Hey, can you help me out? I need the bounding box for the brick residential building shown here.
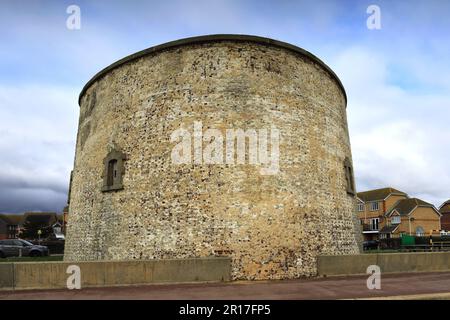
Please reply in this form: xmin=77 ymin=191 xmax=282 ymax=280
xmin=0 ymin=214 xmax=23 ymax=239
xmin=439 ymin=200 xmax=450 ymax=232
xmin=379 ymin=198 xmax=441 ymax=239
xmin=357 ymin=187 xmax=408 ymax=241
xmin=357 ymin=187 xmax=441 ymax=240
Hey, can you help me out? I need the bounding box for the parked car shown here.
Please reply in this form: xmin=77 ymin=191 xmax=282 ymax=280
xmin=0 ymin=239 xmax=49 ymax=258
xmin=363 ymin=240 xmax=379 ymax=250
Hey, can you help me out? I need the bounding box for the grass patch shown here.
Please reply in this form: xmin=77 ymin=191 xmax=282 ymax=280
xmin=0 ymin=255 xmax=64 ymax=262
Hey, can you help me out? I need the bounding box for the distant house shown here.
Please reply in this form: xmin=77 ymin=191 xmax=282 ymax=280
xmin=357 ymin=187 xmax=441 ymax=240
xmin=439 ymin=200 xmax=450 ymax=232
xmin=380 ymin=198 xmax=441 ymax=239
xmin=357 ymin=187 xmax=408 ymax=241
xmin=0 ymin=215 xmax=9 ymax=240
xmin=23 ymin=212 xmax=60 ymax=225
xmin=0 ymin=214 xmax=24 ymax=239
xmin=51 ymin=221 xmax=65 ymax=240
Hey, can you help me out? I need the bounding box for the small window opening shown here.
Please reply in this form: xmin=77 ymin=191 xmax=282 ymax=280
xmin=344 ymin=157 xmax=356 ymax=195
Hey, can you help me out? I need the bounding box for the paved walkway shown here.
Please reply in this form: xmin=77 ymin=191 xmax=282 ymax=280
xmin=1 ymin=272 xmax=450 ymax=300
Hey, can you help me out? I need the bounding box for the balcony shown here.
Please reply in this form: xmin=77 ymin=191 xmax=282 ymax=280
xmin=362 ymin=224 xmax=379 ymax=232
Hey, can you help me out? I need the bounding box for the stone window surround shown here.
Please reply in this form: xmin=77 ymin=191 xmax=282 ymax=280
xmin=102 ymin=149 xmax=126 ymax=192
xmin=344 ymin=157 xmax=356 ymax=196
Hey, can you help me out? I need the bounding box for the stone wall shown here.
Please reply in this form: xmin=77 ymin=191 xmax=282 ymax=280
xmin=64 ymin=35 xmax=362 ymax=280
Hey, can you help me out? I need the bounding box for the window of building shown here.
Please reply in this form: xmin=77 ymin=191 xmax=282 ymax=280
xmin=391 ymin=216 xmax=401 ymax=224
xmin=357 ymin=203 xmax=364 ymax=212
xmin=344 ymin=157 xmax=355 ymax=195
xmin=107 ymin=159 xmax=118 ymax=187
xmin=370 ymin=218 xmax=379 ymax=230
xmin=102 ymin=149 xmax=126 ymax=192
xmin=370 ymin=202 xmax=379 ymax=211
xmin=416 ymin=226 xmax=425 ymax=237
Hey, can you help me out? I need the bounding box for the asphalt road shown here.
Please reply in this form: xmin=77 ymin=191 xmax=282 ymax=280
xmin=1 ymin=272 xmax=450 ymax=300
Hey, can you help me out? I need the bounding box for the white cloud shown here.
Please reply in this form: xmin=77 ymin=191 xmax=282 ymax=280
xmin=332 ymin=46 xmax=450 ymax=207
xmin=0 ymin=84 xmax=79 ymax=212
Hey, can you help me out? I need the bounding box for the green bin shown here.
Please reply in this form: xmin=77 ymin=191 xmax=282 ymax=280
xmin=401 ymin=234 xmax=415 ymax=246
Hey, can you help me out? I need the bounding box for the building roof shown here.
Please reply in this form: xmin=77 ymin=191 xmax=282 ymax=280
xmin=439 ymin=199 xmax=450 ymax=213
xmin=79 ymin=34 xmax=347 ymax=106
xmin=0 ymin=214 xmax=24 ymax=225
xmin=0 ymin=212 xmax=63 ymax=226
xmin=23 ymin=212 xmax=59 ymax=225
xmin=386 ymin=198 xmax=439 ymax=217
xmin=379 ymin=225 xmax=399 ymax=234
xmin=357 ymin=187 xmax=407 ymax=202
xmin=0 ymin=214 xmax=11 ymax=225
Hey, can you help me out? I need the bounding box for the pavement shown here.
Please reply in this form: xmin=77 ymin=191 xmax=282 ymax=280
xmin=1 ymin=271 xmax=450 ymax=300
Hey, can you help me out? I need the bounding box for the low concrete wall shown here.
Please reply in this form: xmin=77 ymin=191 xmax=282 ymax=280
xmin=0 ymin=257 xmax=231 ymax=290
xmin=318 ymin=252 xmax=450 ymax=276
xmin=0 ymin=264 xmax=14 ymax=289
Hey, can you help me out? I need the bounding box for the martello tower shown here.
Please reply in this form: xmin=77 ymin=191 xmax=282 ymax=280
xmin=64 ymin=35 xmax=361 ymax=280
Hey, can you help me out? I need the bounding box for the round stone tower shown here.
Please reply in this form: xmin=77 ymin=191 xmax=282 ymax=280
xmin=64 ymin=35 xmax=362 ymax=280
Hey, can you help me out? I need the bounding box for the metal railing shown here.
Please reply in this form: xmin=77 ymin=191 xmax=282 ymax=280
xmin=400 ymin=242 xmax=450 ymax=252
xmin=362 ymin=224 xmax=378 ymax=231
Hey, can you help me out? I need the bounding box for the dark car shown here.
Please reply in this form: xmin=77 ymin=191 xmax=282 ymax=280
xmin=0 ymin=239 xmax=49 ymax=258
xmin=363 ymin=240 xmax=379 ymax=250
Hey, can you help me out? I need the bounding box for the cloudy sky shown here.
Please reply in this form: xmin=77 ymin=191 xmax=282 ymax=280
xmin=0 ymin=0 xmax=449 ymax=213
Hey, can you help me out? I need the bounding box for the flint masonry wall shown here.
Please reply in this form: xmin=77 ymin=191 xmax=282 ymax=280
xmin=64 ymin=35 xmax=362 ymax=280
